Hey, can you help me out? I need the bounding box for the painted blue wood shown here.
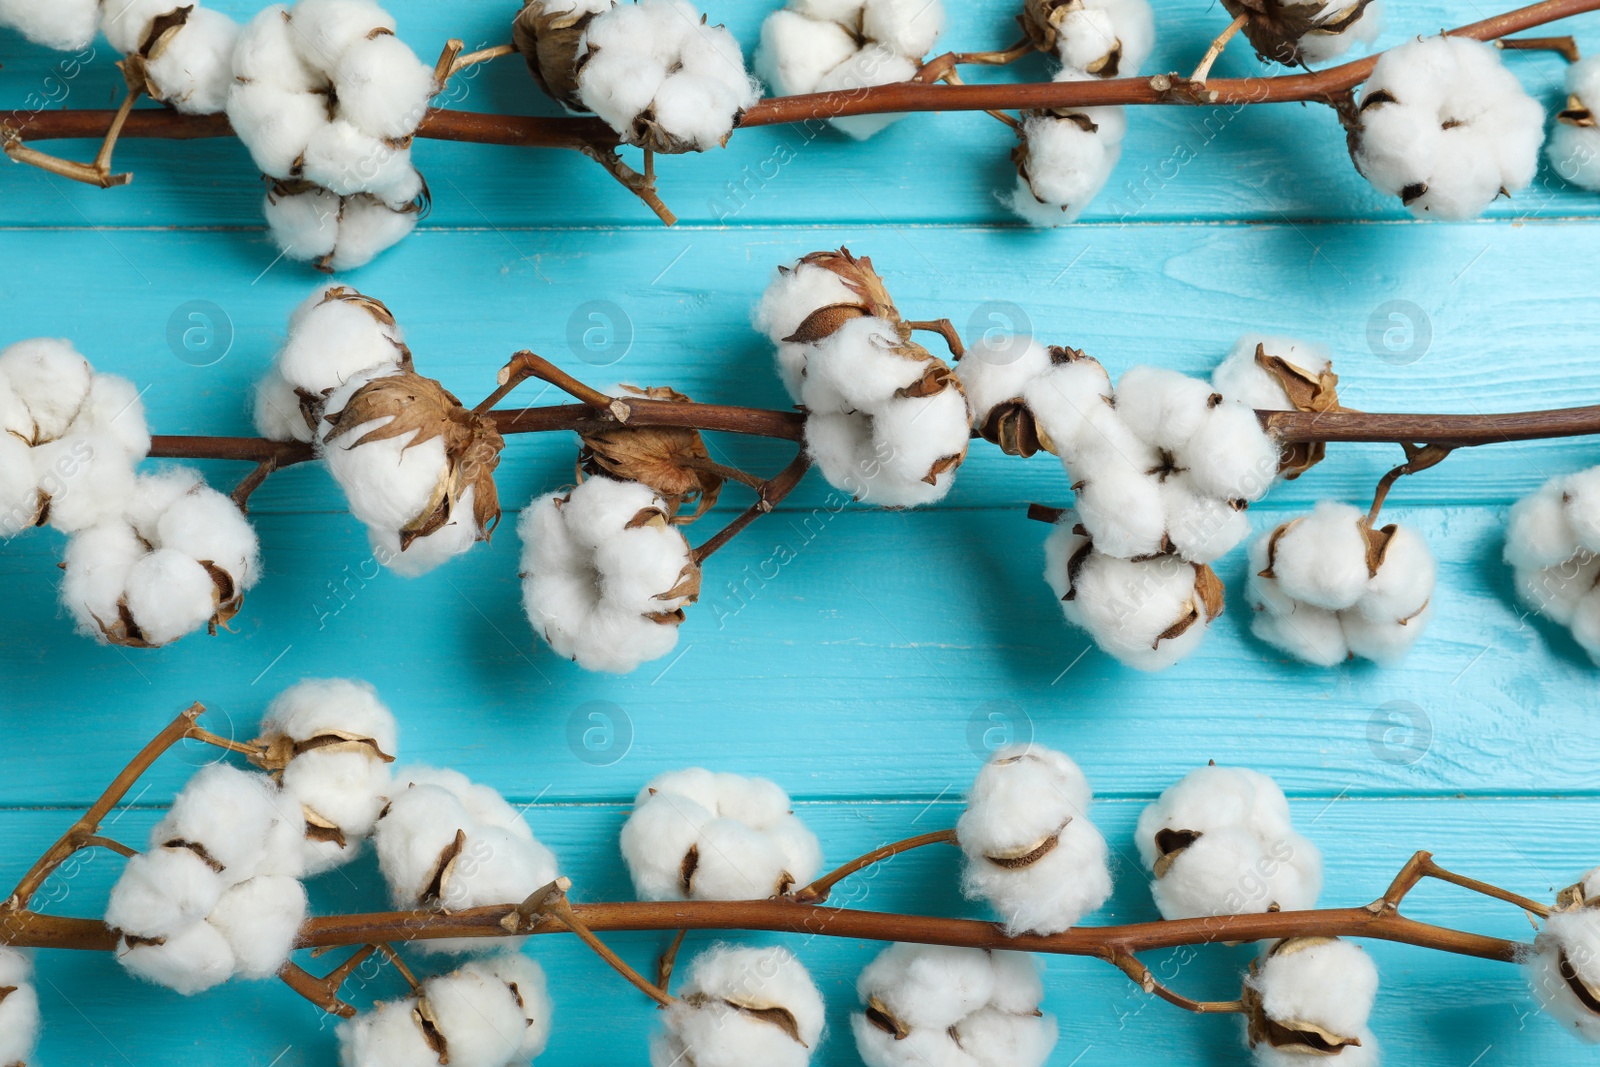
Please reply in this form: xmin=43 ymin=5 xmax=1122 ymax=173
xmin=3 ymin=1 xmax=1600 ymax=1064
xmin=0 ymin=1 xmax=1597 ymax=228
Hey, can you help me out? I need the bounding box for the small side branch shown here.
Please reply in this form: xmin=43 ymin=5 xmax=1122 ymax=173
xmin=1100 ymin=949 xmax=1247 ymax=1014
xmin=482 ymin=351 xmax=626 ymax=417
xmin=518 ymin=878 xmax=675 ymax=1008
xmin=1191 ymin=14 xmax=1250 ymax=84
xmin=277 ymin=945 xmax=379 ymax=1019
xmin=691 ymin=450 xmax=812 ymax=565
xmin=1497 ymin=34 xmax=1582 ymax=60
xmin=1371 ymin=850 xmax=1552 ymax=919
xmin=905 ymin=319 xmax=967 ymax=359
xmin=1366 ymin=443 xmax=1454 ymax=525
xmin=5 ymin=76 xmax=140 ymax=188
xmin=791 ymin=829 xmax=960 ymax=904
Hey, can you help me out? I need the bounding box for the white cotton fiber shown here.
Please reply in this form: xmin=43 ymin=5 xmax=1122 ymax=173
xmin=275 ymin=285 xmax=408 ymax=397
xmin=1528 ymin=882 xmax=1600 ymax=1040
xmin=0 ymin=947 xmax=40 ymax=1067
xmin=1212 ymin=334 xmax=1333 ymax=412
xmin=1352 ymin=35 xmax=1544 ymax=219
xmin=1250 ymin=504 xmax=1435 ymax=667
xmin=1137 ymin=764 xmax=1322 ymax=920
xmin=1549 ymin=58 xmax=1600 ymax=191
xmin=206 ymin=875 xmax=308 ymax=978
xmin=1043 ymin=0 xmax=1154 ymax=76
xmin=0 ymin=0 xmax=99 ymax=51
xmin=519 ymin=476 xmax=697 ymax=673
xmin=1245 ymin=937 xmax=1379 ymax=1064
xmin=117 ymin=921 xmax=238 ymax=996
xmin=853 ymin=944 xmax=1056 ymax=1067
xmin=577 ymin=0 xmax=759 ymax=152
xmin=652 ymin=945 xmax=824 ymax=1067
xmin=622 ymin=768 xmax=822 ymax=901
xmin=957 ymin=744 xmax=1112 ymax=934
xmin=142 ymin=7 xmax=241 ymax=116
xmin=1008 ymin=73 xmax=1126 ymax=225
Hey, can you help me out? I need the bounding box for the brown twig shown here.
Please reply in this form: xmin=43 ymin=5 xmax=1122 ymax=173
xmin=691 ymin=450 xmax=812 ymax=565
xmin=277 ymin=945 xmax=379 ymax=1019
xmin=479 ymin=350 xmax=624 ymax=416
xmin=1497 ymin=34 xmax=1583 ymax=60
xmin=1371 ymin=850 xmax=1553 ymax=919
xmin=657 ymin=929 xmax=688 ymax=994
xmin=6 ymin=1 xmax=1592 ymax=151
xmin=4 ymin=703 xmax=205 ymax=909
xmin=1191 ymin=13 xmax=1251 ymax=84
xmin=518 ymin=878 xmax=676 ymax=1008
xmin=790 ymin=829 xmax=960 ymax=905
xmin=1100 ymin=948 xmax=1247 ymax=1013
xmin=905 ymin=319 xmax=968 ymax=359
xmin=1365 ymin=443 xmax=1456 ymax=525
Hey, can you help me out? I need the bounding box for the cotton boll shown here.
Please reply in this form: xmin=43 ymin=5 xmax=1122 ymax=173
xmin=232 ymin=5 xmax=323 ymax=93
xmin=1212 ymin=334 xmax=1333 ymax=412
xmin=0 ymin=0 xmax=99 ymax=50
xmin=153 ymin=763 xmax=307 ymax=883
xmin=254 ymin=366 xmax=316 ymax=443
xmin=1529 ymin=896 xmax=1600 ymax=1040
xmin=1245 ymin=937 xmax=1379 ymax=1060
xmin=958 ymin=747 xmax=1111 ymax=933
xmin=319 ymin=421 xmax=447 ymax=534
xmin=142 ymin=8 xmax=241 ymax=115
xmin=337 ymin=997 xmax=439 ymax=1067
xmin=1047 ymin=0 xmax=1154 ymax=76
xmin=0 ymin=947 xmax=39 ymax=1067
xmin=422 ymin=959 xmax=531 ymax=1066
xmin=117 ymin=921 xmax=238 ymax=996
xmin=1293 ymin=1 xmax=1382 ymax=66
xmin=325 ymin=194 xmax=420 ymax=271
xmin=71 ymin=373 xmax=152 ymax=459
xmin=154 ymin=484 xmax=261 ymax=592
xmin=860 ymin=943 xmax=996 ymax=1031
xmin=653 ymin=945 xmax=825 ymax=1067
xmin=1114 ymin=365 xmax=1216 ymax=451
xmin=106 ymin=846 xmax=228 ymax=939
xmin=754 ymin=9 xmax=859 ymax=96
xmin=576 ymin=0 xmax=758 ymax=153
xmin=753 ymin=261 xmax=858 ymax=400
xmin=861 ymin=0 xmax=944 ymax=58
xmin=301 ymin=120 xmax=416 ymax=199
xmin=335 ymin=33 xmax=437 ymax=140
xmin=1161 ymin=475 xmax=1251 ymax=564
xmin=206 ymin=876 xmax=308 ymax=979
xmin=277 ymin=285 xmax=407 ymax=396
xmin=395 ymin=765 xmax=536 ymax=840
xmin=1248 ymin=535 xmax=1351 ymax=667
xmin=1351 ymin=523 xmax=1434 ymax=623
xmin=0 ymin=435 xmax=40 ymax=535
xmin=32 ymin=432 xmax=139 ymax=533
xmin=0 ymin=337 xmax=92 ymax=442
xmin=621 ymin=769 xmax=822 ymax=900
xmin=264 ymin=181 xmax=342 ymax=264
xmin=1263 ymin=502 xmax=1370 ymax=611
xmin=1352 ymin=36 xmax=1545 ymax=219
xmin=1182 ymin=399 xmax=1281 ymax=502
xmin=119 ymin=549 xmax=219 ymax=646
xmin=100 ymin=0 xmax=185 ymax=55
xmin=287 ymin=0 xmax=397 ymax=76
xmin=1137 ymin=764 xmax=1321 ymax=920
xmin=1009 ymin=72 xmax=1126 ymax=224
xmin=1549 ymin=59 xmax=1600 ymax=190
xmin=229 ymin=84 xmax=331 ymax=179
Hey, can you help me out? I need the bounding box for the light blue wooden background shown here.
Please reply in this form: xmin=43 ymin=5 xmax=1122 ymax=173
xmin=3 ymin=1 xmax=1600 ymax=1064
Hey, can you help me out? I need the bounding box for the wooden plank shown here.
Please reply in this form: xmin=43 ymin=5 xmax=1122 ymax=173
xmin=0 ymin=2 xmax=1596 ymax=227
xmin=0 ymin=226 xmax=1596 ymax=517
xmin=2 ymin=501 xmax=1595 ymax=806
xmin=2 ymin=796 xmax=1595 ymax=1066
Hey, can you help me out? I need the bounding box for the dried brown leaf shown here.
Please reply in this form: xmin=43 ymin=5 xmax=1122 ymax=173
xmin=580 ymin=386 xmax=723 ymax=521
xmin=513 ymin=0 xmax=601 ymax=108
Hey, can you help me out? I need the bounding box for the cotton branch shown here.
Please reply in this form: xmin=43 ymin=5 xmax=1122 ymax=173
xmin=6 ymin=0 xmax=1595 ymax=160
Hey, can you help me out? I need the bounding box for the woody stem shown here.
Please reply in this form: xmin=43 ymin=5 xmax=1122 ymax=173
xmin=1191 ymin=13 xmax=1250 ymax=84
xmin=905 ymin=319 xmax=967 ymax=359
xmin=4 ymin=703 xmax=205 ymax=910
xmin=1373 ymin=850 xmax=1552 ymax=918
xmin=1365 ymin=443 xmax=1455 ymax=525
xmin=1497 ymin=34 xmax=1582 ymax=60
xmin=1100 ymin=950 xmax=1246 ymax=1014
xmin=479 ymin=351 xmax=623 ymax=415
xmin=522 ymin=879 xmax=675 ymax=1008
xmin=690 ymin=450 xmax=812 ymax=565
xmin=790 ymin=829 xmax=961 ymax=904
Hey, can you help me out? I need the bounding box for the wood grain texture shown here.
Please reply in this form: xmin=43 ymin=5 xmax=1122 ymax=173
xmin=3 ymin=0 xmax=1600 ymax=1063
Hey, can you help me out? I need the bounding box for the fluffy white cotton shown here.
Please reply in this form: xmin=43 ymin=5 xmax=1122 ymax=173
xmin=761 ymin=283 xmax=969 ymax=507
xmin=1245 ymin=937 xmax=1379 ymax=1064
xmin=853 ymin=944 xmax=1057 ymax=1067
xmin=1549 ymin=58 xmax=1600 ymax=191
xmin=375 ymin=771 xmax=559 ymax=952
xmin=958 ymin=744 xmax=1111 ymax=935
xmin=0 ymin=947 xmax=40 ymax=1067
xmin=272 ymin=284 xmax=408 ymax=398
xmin=1291 ymin=0 xmax=1383 ymax=66
xmin=1505 ymin=470 xmax=1600 ymax=663
xmin=0 ymin=0 xmax=99 ymax=51
xmin=319 ymin=371 xmax=446 ymax=519
xmin=1008 ymin=75 xmax=1127 ymax=225
xmin=1044 ymin=512 xmax=1224 ymax=670
xmin=1212 ymin=334 xmax=1333 ymax=412
xmin=58 ymin=468 xmax=260 ymax=647
xmin=756 ymin=0 xmax=944 ymax=138
xmin=1136 ymin=765 xmax=1322 ymax=920
xmin=1250 ymin=504 xmax=1435 ymax=667
xmin=1528 ymin=876 xmax=1600 ymax=1041
xmin=1351 ymin=35 xmax=1544 ymax=220
xmin=622 ymin=768 xmax=822 ymax=901
xmin=153 ymin=762 xmax=308 ymax=882
xmin=519 ymin=476 xmax=698 ymax=673
xmin=261 ymin=677 xmax=398 ymax=872
xmin=0 ymin=338 xmax=151 ymax=538
xmin=226 ymin=1 xmax=431 ymax=269
xmin=1036 ymin=0 xmax=1154 ymax=77
xmin=206 ymin=875 xmax=309 ymax=978
xmin=117 ymin=921 xmax=238 ymax=996
xmin=653 ymin=945 xmax=825 ymax=1067
xmin=140 ymin=7 xmax=242 ymax=115
xmin=338 ymin=953 xmax=551 ymax=1067
xmin=575 ymin=0 xmax=759 ymax=152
